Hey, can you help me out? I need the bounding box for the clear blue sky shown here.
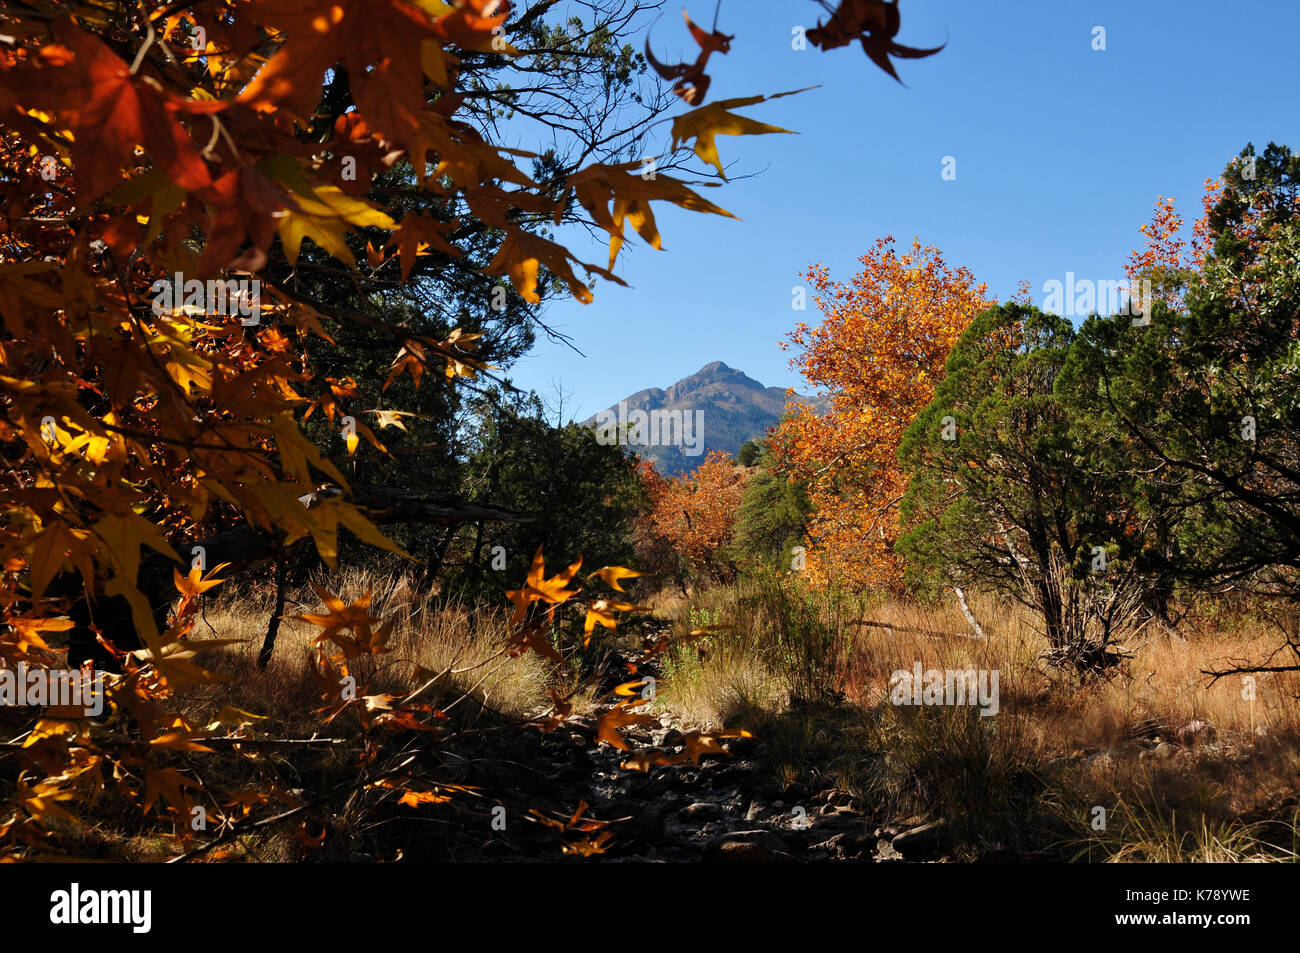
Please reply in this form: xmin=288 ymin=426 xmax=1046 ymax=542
xmin=507 ymin=0 xmax=1300 ymax=421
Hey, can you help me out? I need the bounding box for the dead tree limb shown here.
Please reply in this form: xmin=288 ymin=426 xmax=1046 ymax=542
xmin=951 ymin=586 xmax=987 ymax=639
xmin=848 ymin=619 xmax=988 ymax=640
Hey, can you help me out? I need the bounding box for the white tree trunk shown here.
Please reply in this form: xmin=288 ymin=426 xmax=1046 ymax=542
xmin=952 ymin=586 xmax=987 ymax=639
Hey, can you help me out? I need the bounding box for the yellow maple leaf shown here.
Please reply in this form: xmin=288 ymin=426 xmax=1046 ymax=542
xmin=295 ymin=584 xmax=397 ymax=658
xmin=505 ymin=547 xmax=583 ymax=626
xmin=564 ymin=163 xmax=735 ymax=269
xmin=583 ymin=599 xmax=650 ymax=646
xmin=670 ymin=89 xmax=808 ymax=179
xmin=278 ymin=184 xmax=396 ymax=266
xmin=485 ymin=228 xmax=623 ymax=305
xmin=366 ymin=409 xmax=420 ymax=431
xmin=172 ymin=562 xmax=228 ymax=602
xmin=586 ymin=565 xmax=650 ymax=592
xmin=91 ymin=511 xmax=181 ymax=583
xmin=5 ymin=612 xmax=73 ymax=654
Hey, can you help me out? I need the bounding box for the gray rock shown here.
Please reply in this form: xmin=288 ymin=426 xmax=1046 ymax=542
xmin=1083 ymin=749 xmax=1115 ymax=768
xmin=875 ymin=838 xmax=904 ymax=862
xmin=891 ymin=819 xmax=951 ymax=859
xmin=812 ymin=831 xmax=874 ymax=861
xmin=703 ymin=829 xmax=794 ymax=863
xmin=678 ymin=801 xmax=724 ymax=822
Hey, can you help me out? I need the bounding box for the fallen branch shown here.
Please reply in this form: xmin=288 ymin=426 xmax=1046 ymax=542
xmin=1202 ymin=662 xmax=1300 ymax=682
xmin=848 ymin=619 xmax=988 ymax=640
xmin=1202 ymin=628 xmax=1300 ymax=682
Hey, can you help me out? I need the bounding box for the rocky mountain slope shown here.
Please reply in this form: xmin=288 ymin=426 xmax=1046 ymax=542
xmin=584 ymin=361 xmax=819 ymax=474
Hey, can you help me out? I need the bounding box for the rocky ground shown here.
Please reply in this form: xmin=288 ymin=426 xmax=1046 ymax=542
xmin=399 ymin=705 xmax=969 ymax=864
xmin=580 ymin=715 xmax=896 ymax=863
xmin=309 ymin=648 xmax=1297 ymax=863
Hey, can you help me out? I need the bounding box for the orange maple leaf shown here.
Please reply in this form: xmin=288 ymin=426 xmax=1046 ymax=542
xmin=506 ymin=607 xmax=564 ymax=662
xmin=504 ymin=547 xmax=583 ymax=626
xmin=295 ymin=584 xmax=394 ymax=658
xmin=562 ymin=830 xmax=615 ymax=856
xmin=538 ymin=689 xmax=572 ymax=732
xmin=586 ymin=564 xmax=651 ymax=592
xmin=619 ymin=750 xmax=687 ymax=772
xmin=594 ymin=698 xmax=656 ymax=750
xmin=679 ymin=728 xmax=752 ymax=765
xmin=2 ymin=20 xmax=212 ymax=200
xmin=644 ymin=8 xmax=734 ymax=105
xmin=583 ymin=599 xmax=649 ymax=646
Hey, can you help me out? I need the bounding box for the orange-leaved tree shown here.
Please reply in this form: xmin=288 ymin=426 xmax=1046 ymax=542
xmin=0 ymin=0 xmax=876 ymax=858
xmin=640 ymin=451 xmax=749 ymax=585
xmin=1126 ymin=151 xmax=1291 ymax=316
xmin=772 ymin=236 xmax=992 ymax=591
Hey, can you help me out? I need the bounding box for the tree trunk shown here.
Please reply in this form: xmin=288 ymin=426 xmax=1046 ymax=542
xmin=952 ymin=586 xmax=987 ymax=638
xmin=257 ymin=551 xmax=288 ymax=669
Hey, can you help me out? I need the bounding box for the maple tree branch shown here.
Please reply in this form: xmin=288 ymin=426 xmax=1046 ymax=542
xmin=128 ymin=2 xmax=156 ymax=75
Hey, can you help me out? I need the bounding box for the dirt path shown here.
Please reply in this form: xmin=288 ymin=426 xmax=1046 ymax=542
xmin=433 ymin=705 xmax=918 ymax=863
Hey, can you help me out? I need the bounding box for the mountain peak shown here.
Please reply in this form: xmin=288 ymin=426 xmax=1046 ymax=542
xmin=584 ymin=362 xmax=821 ymax=475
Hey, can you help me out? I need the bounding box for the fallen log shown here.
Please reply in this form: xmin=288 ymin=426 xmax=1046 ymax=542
xmin=848 ymin=619 xmax=989 ymax=640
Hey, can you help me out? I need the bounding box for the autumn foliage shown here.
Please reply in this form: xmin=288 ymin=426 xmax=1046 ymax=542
xmin=772 ymin=237 xmax=992 ymax=591
xmin=1126 ymin=159 xmax=1294 ymax=315
xmin=638 ymin=452 xmax=749 ymax=585
xmin=0 ymin=0 xmax=846 ymax=860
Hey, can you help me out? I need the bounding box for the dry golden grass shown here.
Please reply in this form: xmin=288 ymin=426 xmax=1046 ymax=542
xmin=655 ymin=577 xmax=1300 ymax=860
xmin=179 ymin=566 xmax=557 ymax=733
xmin=658 ymin=635 xmax=786 ymax=728
xmin=161 ymin=567 xmax=1298 ymax=861
xmin=652 ymin=580 xmax=797 ymax=726
xmin=846 ymin=591 xmax=1300 ymax=752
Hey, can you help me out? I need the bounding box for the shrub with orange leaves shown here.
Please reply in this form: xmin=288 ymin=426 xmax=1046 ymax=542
xmin=771 ymin=237 xmax=992 ymax=592
xmin=639 ymin=451 xmax=749 ymax=585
